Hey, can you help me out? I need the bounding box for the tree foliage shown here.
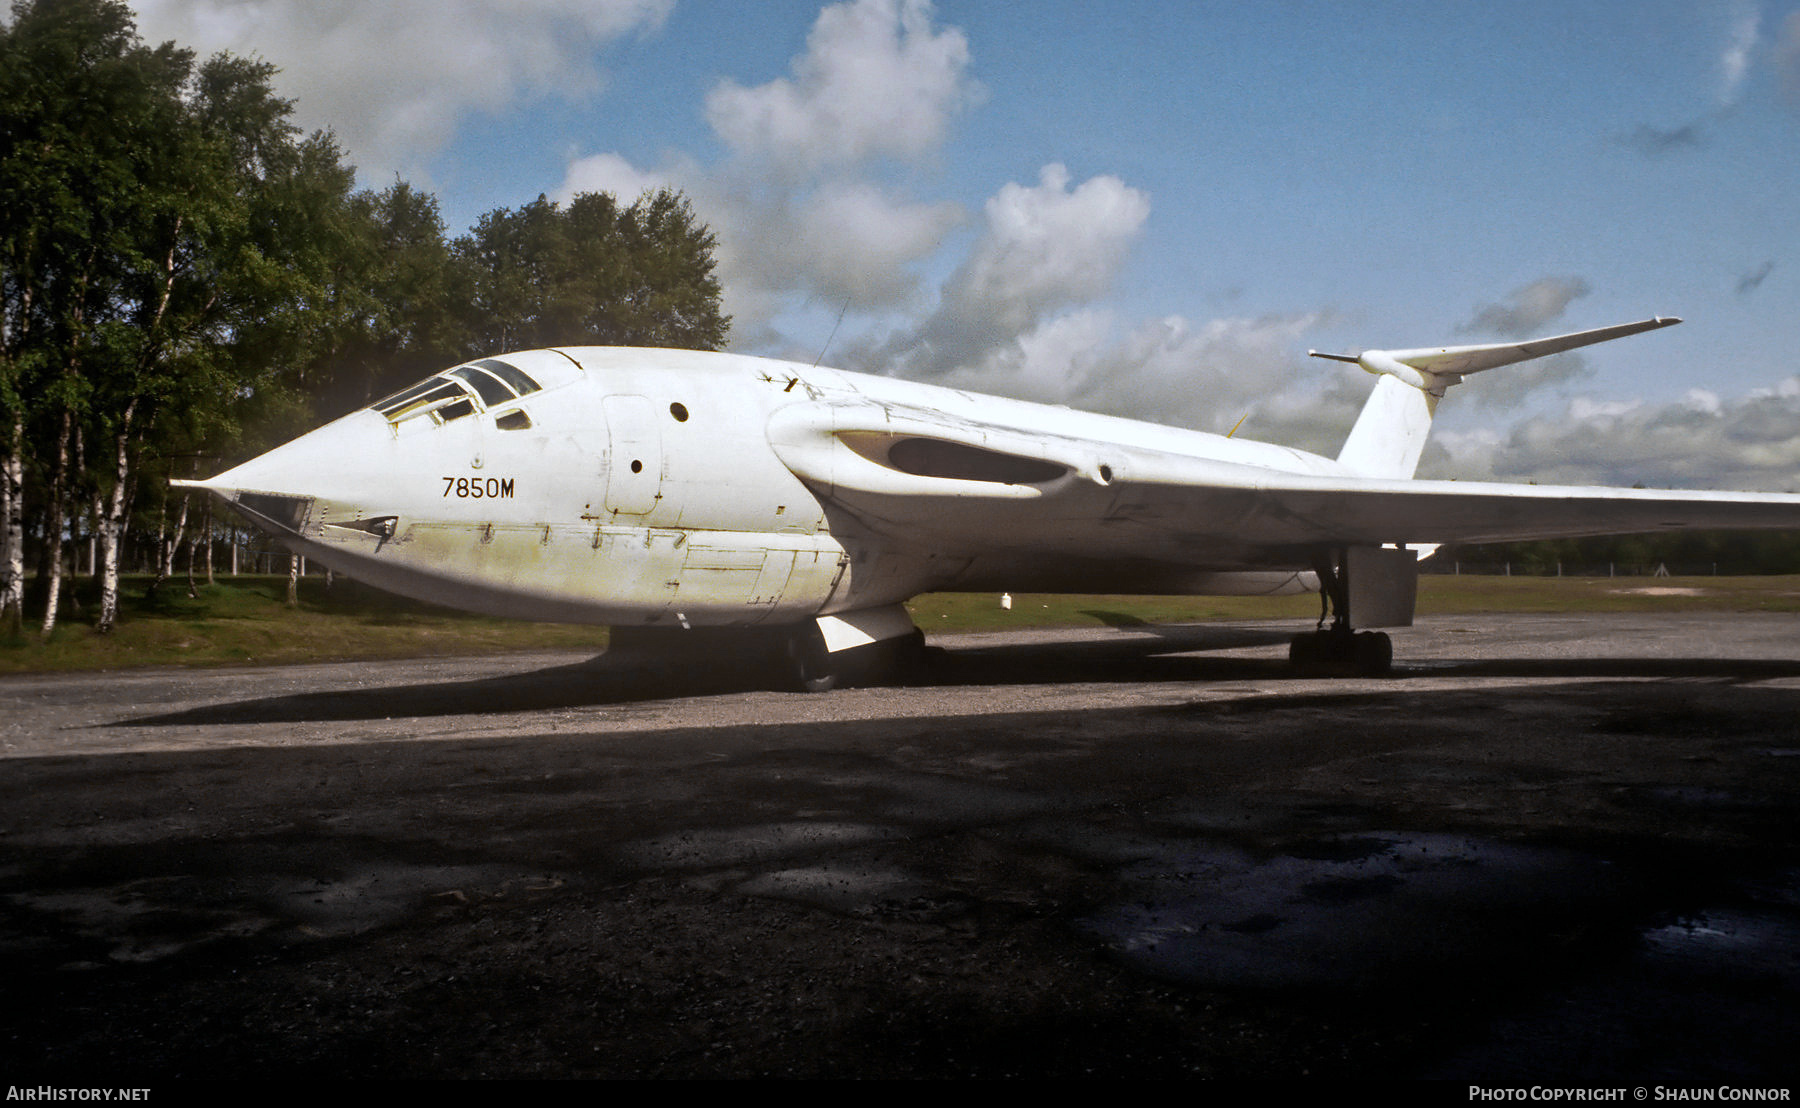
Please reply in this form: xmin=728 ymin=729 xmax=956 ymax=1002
xmin=1438 ymin=531 xmax=1800 ymax=576
xmin=456 ymin=189 xmax=729 ymax=356
xmin=0 ymin=0 xmax=730 ymax=636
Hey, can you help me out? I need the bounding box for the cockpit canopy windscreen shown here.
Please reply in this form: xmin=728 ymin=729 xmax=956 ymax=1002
xmin=370 ymin=358 xmax=544 ymax=429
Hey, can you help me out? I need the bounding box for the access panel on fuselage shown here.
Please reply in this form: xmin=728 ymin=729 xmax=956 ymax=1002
xmin=602 ymin=395 xmax=663 ymax=516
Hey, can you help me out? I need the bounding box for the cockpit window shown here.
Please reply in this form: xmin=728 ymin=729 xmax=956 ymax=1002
xmin=369 ymin=358 xmax=544 ymax=429
xmin=437 ymin=398 xmax=476 ymax=422
xmin=371 ymin=377 xmax=448 ymax=415
xmin=376 ymin=380 xmax=464 ymax=421
xmin=471 ymin=359 xmax=541 ymax=398
xmin=448 ymin=366 xmax=517 ymax=407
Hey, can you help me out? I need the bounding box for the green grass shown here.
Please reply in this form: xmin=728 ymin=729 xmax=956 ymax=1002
xmin=905 ymin=590 xmax=1322 ymax=632
xmin=5 ymin=572 xmax=1798 ymax=675
xmin=1 ymin=574 xmax=605 ymax=674
xmin=907 ymin=575 xmax=1800 ymax=633
xmin=1416 ymin=573 xmax=1800 ymax=614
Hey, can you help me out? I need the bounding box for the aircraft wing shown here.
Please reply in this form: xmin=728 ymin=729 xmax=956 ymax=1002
xmin=766 ymin=398 xmax=1800 ymax=563
xmin=1108 ymin=471 xmax=1800 ymax=549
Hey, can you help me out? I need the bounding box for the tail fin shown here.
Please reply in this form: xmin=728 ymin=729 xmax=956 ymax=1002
xmin=1316 ymin=316 xmax=1682 ymax=480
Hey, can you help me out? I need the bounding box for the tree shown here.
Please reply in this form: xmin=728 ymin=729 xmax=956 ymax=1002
xmin=610 ymin=189 xmax=732 ymax=350
xmin=2 ymin=2 xmax=734 ymax=642
xmin=0 ymin=0 xmax=194 ymax=633
xmin=455 ymin=188 xmax=729 ymax=355
xmin=0 ymin=0 xmax=363 ymax=634
xmin=300 ymin=180 xmax=469 ymax=422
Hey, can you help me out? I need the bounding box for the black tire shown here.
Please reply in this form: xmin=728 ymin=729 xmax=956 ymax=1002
xmin=1354 ymin=631 xmax=1393 ymax=674
xmin=1289 ymin=630 xmax=1331 ymax=666
xmin=787 ymin=627 xmax=840 ymax=693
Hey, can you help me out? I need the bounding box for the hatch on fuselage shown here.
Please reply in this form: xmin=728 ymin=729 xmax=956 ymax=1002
xmin=602 ymin=394 xmax=663 ymax=516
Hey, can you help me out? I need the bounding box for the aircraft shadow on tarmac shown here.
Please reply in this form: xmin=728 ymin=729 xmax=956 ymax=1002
xmin=118 ymin=616 xmax=1800 ymax=728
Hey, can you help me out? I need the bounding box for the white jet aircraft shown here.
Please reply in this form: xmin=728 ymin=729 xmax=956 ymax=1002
xmin=178 ymin=316 xmax=1800 ymax=688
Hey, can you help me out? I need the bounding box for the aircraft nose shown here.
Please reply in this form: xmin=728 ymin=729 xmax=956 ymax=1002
xmin=175 ymin=410 xmax=397 ymax=535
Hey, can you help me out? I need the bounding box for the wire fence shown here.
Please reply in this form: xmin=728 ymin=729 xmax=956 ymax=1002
xmin=1424 ymin=561 xmax=1749 ymax=578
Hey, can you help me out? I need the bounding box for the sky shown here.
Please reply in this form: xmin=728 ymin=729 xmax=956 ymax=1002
xmin=123 ymin=0 xmax=1800 ymax=490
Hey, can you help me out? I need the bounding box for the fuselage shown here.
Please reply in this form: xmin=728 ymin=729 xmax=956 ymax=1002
xmin=196 ymin=346 xmax=1331 ymax=629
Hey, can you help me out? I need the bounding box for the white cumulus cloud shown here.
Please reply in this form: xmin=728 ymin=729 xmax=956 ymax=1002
xmin=558 ymin=151 xmax=673 ymax=204
xmin=129 ymin=0 xmax=673 ymax=182
xmin=781 ymin=181 xmax=965 ymax=306
xmin=556 ymin=0 xmax=978 ymax=341
xmin=1431 ymin=381 xmax=1800 ymax=491
xmin=883 ymin=163 xmax=1151 ymax=377
xmin=1072 ymin=312 xmax=1336 ymax=435
xmin=703 ymin=0 xmax=977 ymax=176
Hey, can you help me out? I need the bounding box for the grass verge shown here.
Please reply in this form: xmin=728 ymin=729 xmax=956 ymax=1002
xmin=907 ymin=574 xmax=1800 ymax=634
xmin=4 ymin=573 xmax=1797 ymax=675
xmin=1 ymin=575 xmax=605 ymax=674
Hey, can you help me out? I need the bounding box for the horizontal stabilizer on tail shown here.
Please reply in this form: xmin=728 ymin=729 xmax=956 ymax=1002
xmin=1326 ymin=317 xmax=1681 ymax=481
xmin=1313 ymin=316 xmax=1682 ymax=389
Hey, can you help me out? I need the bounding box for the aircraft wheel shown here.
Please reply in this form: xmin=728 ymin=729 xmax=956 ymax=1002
xmin=1289 ymin=629 xmax=1392 ymax=674
xmin=798 ymin=670 xmax=838 ymax=693
xmin=786 ymin=628 xmax=839 ymax=693
xmin=1288 ymin=629 xmax=1341 ymax=666
xmin=892 ymin=628 xmax=932 ymax=683
xmin=1354 ymin=631 xmax=1393 ymax=674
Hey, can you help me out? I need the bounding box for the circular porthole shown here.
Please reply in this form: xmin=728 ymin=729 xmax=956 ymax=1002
xmin=630 ymin=460 xmax=643 ymax=474
xmin=669 ymin=402 xmax=689 ymax=422
xmin=1098 ymin=464 xmax=1114 ymax=484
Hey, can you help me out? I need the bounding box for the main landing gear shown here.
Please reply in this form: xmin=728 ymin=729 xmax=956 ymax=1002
xmin=786 ymin=623 xmax=929 ymax=692
xmin=1288 ymin=549 xmax=1394 ymax=675
xmin=1287 ymin=625 xmax=1392 ymax=672
xmin=607 ymin=621 xmax=931 ymax=692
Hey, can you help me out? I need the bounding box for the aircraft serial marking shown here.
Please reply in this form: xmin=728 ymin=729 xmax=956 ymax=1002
xmin=442 ymin=476 xmax=515 ymax=499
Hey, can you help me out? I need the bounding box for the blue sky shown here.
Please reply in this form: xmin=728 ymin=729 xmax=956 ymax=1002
xmin=128 ymin=0 xmax=1800 ymax=489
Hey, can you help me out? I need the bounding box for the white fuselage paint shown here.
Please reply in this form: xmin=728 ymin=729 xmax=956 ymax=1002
xmin=196 ymin=347 xmax=1328 ymax=630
